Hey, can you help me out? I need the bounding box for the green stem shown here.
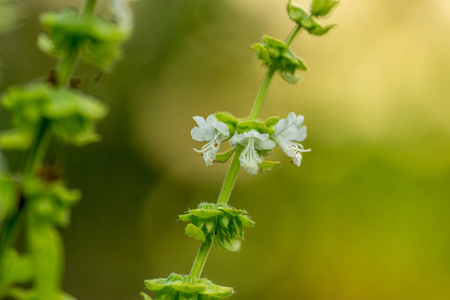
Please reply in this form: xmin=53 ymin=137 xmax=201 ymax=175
xmin=189 ymin=235 xmax=214 ymax=279
xmin=248 ymin=68 xmax=276 ymax=120
xmin=187 ymin=24 xmax=303 ymax=280
xmin=23 ymin=120 xmax=52 ymax=179
xmin=285 ymin=25 xmax=302 ymax=47
xmin=217 ymin=145 xmax=244 ymax=204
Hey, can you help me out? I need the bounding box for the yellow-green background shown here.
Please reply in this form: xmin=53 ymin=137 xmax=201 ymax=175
xmin=1 ymin=0 xmax=450 ymax=299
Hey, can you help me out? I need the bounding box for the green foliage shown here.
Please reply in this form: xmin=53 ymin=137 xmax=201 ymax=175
xmin=287 ymin=0 xmax=337 ymax=36
xmin=252 ymin=36 xmax=307 ymax=84
xmin=1 ymin=83 xmax=108 ymax=146
xmin=180 ymin=203 xmax=254 ymax=252
xmin=39 ymin=9 xmax=128 ymax=69
xmin=145 ymin=274 xmax=233 ymax=300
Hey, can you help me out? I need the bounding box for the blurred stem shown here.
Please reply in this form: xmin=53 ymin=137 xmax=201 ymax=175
xmin=82 ymin=0 xmax=97 ymax=18
xmin=0 ymin=0 xmax=97 ymax=279
xmin=187 ymin=24 xmax=303 ymax=280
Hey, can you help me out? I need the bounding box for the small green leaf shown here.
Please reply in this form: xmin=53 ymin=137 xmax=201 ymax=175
xmin=215 ymin=148 xmax=236 ymax=164
xmin=185 ymin=224 xmax=206 ymax=242
xmin=287 ymin=1 xmax=310 ymax=25
xmin=258 ymin=161 xmax=280 ymax=171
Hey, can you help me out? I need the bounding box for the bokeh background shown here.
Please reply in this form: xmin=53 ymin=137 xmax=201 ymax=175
xmin=1 ymin=0 xmax=450 ymax=299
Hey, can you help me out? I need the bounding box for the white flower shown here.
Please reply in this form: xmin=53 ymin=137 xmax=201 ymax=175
xmin=272 ymin=112 xmax=310 ymax=166
xmin=191 ymin=115 xmax=230 ymax=166
xmin=234 ymin=130 xmax=276 ymax=175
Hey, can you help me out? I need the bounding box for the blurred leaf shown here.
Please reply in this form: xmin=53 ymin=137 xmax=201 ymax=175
xmin=39 ymin=9 xmax=128 ymax=69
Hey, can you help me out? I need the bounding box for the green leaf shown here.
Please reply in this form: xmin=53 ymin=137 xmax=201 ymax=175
xmin=141 ymin=292 xmax=153 ymax=300
xmin=258 ymin=161 xmax=280 ymax=171
xmin=185 ymin=224 xmax=206 ymax=242
xmin=215 ymin=148 xmax=236 ymax=164
xmin=311 ymin=0 xmax=339 ymax=17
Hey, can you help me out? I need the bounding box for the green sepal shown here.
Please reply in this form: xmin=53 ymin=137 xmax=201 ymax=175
xmin=237 ymin=120 xmax=269 ymax=135
xmin=24 ymin=178 xmax=81 ymax=227
xmin=185 ymin=224 xmax=206 ymax=242
xmin=0 ymin=130 xmax=32 ymax=150
xmin=145 ymin=274 xmax=184 ymax=292
xmin=311 ymin=0 xmax=339 ymax=17
xmin=258 ymin=161 xmax=280 ymax=171
xmin=141 ymin=292 xmax=153 ymax=300
xmin=172 ymin=276 xmax=206 ymax=293
xmin=287 ymin=1 xmax=310 ymax=25
xmin=1 ymin=83 xmax=108 ymax=146
xmin=263 ymin=116 xmax=280 ymax=134
xmin=252 ymin=35 xmax=307 ymax=84
xmin=180 ymin=203 xmax=254 ymax=252
xmin=39 ymin=9 xmax=128 ymax=69
xmin=214 ymin=148 xmax=236 ymax=164
xmin=214 ymin=112 xmax=238 ymax=140
xmin=199 ymin=279 xmax=234 ymax=299
xmin=179 ymin=214 xmax=192 ymax=222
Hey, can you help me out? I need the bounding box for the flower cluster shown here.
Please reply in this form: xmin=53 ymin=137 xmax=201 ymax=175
xmin=191 ymin=112 xmax=309 ymax=175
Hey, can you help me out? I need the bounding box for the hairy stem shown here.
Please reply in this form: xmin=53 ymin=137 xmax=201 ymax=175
xmin=189 ymin=235 xmax=214 ymax=279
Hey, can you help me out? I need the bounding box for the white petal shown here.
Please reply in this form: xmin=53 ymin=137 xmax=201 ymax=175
xmin=214 ymin=122 xmax=230 ymax=138
xmin=254 ymin=139 xmax=276 ymax=150
xmin=282 ymin=125 xmax=307 ymax=142
xmin=191 ymin=126 xmax=216 ymax=142
xmin=193 ymin=116 xmax=206 ymax=126
xmin=205 ymin=114 xmax=218 ymax=125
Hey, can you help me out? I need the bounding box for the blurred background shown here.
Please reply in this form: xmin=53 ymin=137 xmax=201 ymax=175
xmin=1 ymin=0 xmax=450 ymax=299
